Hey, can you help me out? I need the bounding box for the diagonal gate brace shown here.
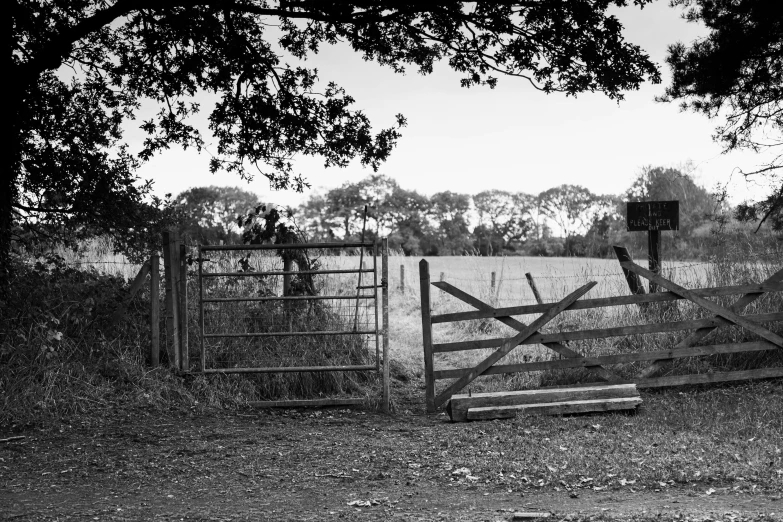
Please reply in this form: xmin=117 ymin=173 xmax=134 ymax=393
xmin=636 ymin=265 xmax=783 ymax=378
xmin=432 ymin=281 xmax=620 ymax=383
xmin=434 ymin=281 xmax=597 ymax=408
xmin=617 ymin=253 xmax=783 ymax=350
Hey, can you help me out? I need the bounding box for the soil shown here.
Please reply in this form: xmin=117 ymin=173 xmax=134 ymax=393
xmin=2 ymin=388 xmax=781 ymax=522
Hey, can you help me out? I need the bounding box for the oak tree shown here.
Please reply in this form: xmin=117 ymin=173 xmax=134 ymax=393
xmin=171 ymin=185 xmax=261 ymax=243
xmin=661 ymin=0 xmax=782 ymax=231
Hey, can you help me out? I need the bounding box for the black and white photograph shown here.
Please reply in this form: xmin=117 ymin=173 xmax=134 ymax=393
xmin=4 ymin=1 xmax=782 ymax=520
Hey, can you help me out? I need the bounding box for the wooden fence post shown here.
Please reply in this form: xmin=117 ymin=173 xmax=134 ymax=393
xmin=162 ymin=229 xmax=181 ymax=370
xmin=525 ymin=272 xmax=544 ymax=304
xmin=399 ymin=264 xmax=405 ymax=294
xmin=648 ymin=230 xmax=661 ymax=293
xmin=382 ymin=238 xmax=390 ymax=413
xmin=150 ymin=255 xmax=160 ymax=367
xmin=491 ymin=271 xmax=496 ymax=292
xmin=419 ymin=259 xmax=435 ymax=413
xmin=179 ymin=240 xmax=189 ymax=372
xmin=613 ymin=246 xmax=647 ymax=297
xmin=439 ymin=272 xmax=445 ymax=282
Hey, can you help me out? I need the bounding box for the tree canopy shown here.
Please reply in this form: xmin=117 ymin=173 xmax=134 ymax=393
xmin=7 ymin=0 xmax=662 ymax=281
xmin=171 ymin=185 xmax=261 ymax=244
xmin=661 ymin=0 xmax=782 ymax=231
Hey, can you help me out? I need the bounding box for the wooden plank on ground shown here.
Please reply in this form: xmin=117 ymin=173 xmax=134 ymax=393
xmin=433 ymin=341 xmax=778 ymax=379
xmin=635 ymin=367 xmax=783 ymax=388
xmin=618 ymin=258 xmax=783 ymax=348
xmin=447 ymin=383 xmax=638 ymax=422
xmin=432 ymin=281 xmax=618 ymax=383
xmin=466 ymin=397 xmax=643 ymax=421
xmin=249 ymin=398 xmax=364 ymax=408
xmin=432 ymin=312 xmax=782 ymax=353
xmin=638 ymin=265 xmax=783 ymax=378
xmin=431 ymin=282 xmax=781 ymax=324
xmin=434 ymin=282 xmax=597 ymax=408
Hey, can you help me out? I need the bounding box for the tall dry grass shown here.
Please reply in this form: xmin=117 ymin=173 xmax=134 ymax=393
xmin=2 ymin=237 xmax=780 ymax=427
xmin=189 ymin=247 xmax=382 ymax=401
xmin=385 ymin=248 xmax=782 ymax=396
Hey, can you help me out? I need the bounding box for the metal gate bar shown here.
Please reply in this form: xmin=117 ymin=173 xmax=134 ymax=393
xmin=197 ymin=241 xmax=382 ymax=374
xmin=202 ymin=268 xmax=375 ymax=278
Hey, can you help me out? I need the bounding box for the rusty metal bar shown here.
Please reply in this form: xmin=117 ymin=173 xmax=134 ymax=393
xmin=202 ymin=364 xmax=376 ymax=374
xmin=201 ymin=268 xmax=374 ymax=278
xmin=202 ymin=294 xmax=375 ymax=303
xmin=203 ymin=330 xmax=376 ymax=338
xmin=201 ymin=241 xmax=373 ymax=251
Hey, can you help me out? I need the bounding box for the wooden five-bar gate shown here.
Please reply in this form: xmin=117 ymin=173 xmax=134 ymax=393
xmin=420 ymin=246 xmax=783 ymax=413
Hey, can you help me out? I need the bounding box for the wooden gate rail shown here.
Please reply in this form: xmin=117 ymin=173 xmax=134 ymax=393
xmin=430 ymin=278 xmax=620 ymax=383
xmin=430 ymin=282 xmax=781 ymax=324
xmin=432 ymin=281 xmax=597 ymax=409
xmin=420 ymin=253 xmax=783 ymax=413
xmin=431 ymin=311 xmax=782 ymax=352
xmin=614 ymin=246 xmax=783 ymax=379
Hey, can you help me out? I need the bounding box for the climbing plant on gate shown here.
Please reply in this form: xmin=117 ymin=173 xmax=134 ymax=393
xmin=238 ymin=205 xmax=319 ymax=296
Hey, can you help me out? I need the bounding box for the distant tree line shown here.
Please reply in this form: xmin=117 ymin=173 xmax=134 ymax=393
xmin=172 ymin=167 xmax=744 ymax=258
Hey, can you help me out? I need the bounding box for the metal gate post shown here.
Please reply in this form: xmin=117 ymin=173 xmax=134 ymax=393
xmin=381 ymin=238 xmax=390 ymax=413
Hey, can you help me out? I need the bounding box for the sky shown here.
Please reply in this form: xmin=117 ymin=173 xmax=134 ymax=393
xmin=129 ymin=1 xmax=776 ymax=209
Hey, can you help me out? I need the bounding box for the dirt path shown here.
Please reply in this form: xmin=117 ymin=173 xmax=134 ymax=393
xmin=1 ymin=409 xmax=780 ymax=521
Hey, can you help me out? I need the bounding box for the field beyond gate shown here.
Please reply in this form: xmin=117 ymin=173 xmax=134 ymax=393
xmin=420 ymin=247 xmax=783 ymax=413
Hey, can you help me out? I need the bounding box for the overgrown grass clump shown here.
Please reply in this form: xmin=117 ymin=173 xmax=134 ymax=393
xmin=0 ymin=246 xmax=384 ymax=428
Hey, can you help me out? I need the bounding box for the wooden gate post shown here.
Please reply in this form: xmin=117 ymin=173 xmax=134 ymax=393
xmin=399 ymin=265 xmax=405 ymax=294
xmin=613 ymin=246 xmax=647 ymax=297
xmin=648 ymin=230 xmax=661 ymax=293
xmin=150 ymin=254 xmax=160 ymax=367
xmin=419 ymin=259 xmax=435 ymax=413
xmin=179 ymin=240 xmax=189 ymax=372
xmin=162 ymin=229 xmax=181 ymax=370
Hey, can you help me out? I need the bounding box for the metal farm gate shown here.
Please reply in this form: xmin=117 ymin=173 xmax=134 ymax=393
xmin=195 ymin=240 xmax=389 ymax=410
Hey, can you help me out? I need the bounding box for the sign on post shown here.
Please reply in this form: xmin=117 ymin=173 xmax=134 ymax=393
xmin=626 ymin=201 xmax=679 ymax=293
xmin=627 ymin=201 xmax=679 ymax=232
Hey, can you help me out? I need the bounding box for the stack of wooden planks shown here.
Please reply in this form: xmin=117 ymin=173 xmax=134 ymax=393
xmin=446 ymin=384 xmax=642 ymax=422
